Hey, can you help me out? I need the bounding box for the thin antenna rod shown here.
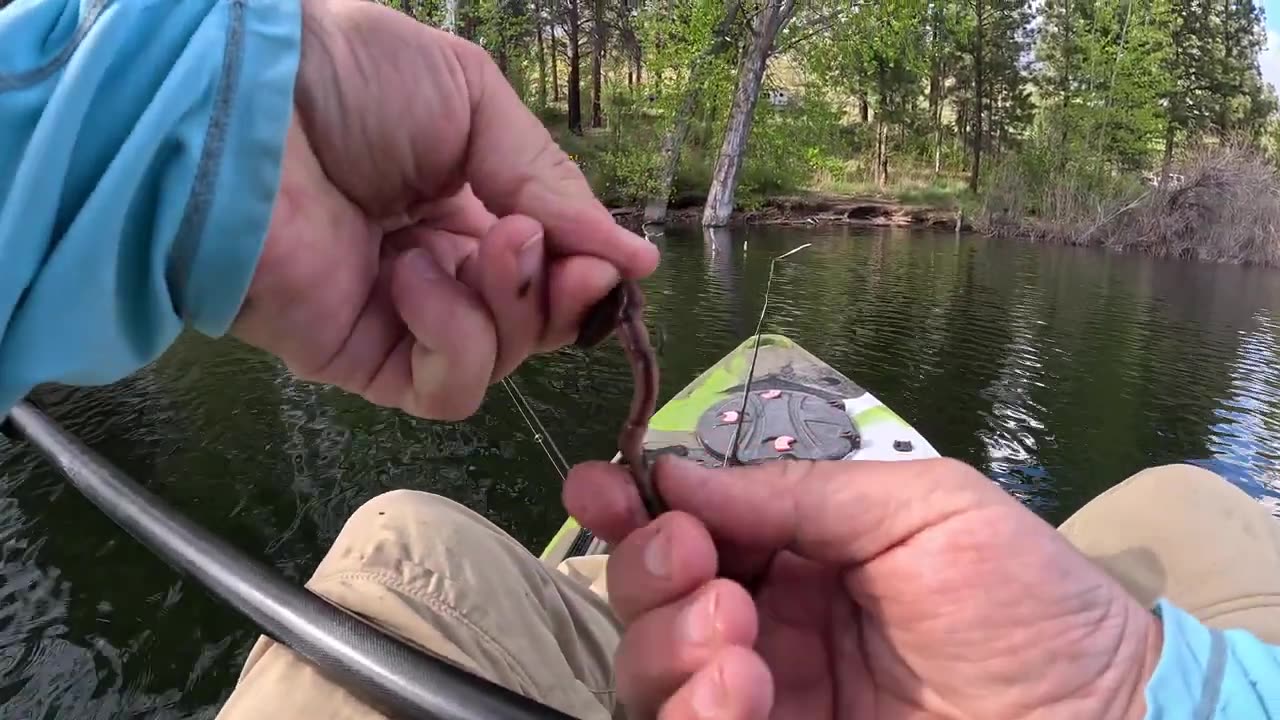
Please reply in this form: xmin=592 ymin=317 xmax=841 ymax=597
xmin=723 ymin=243 xmax=813 ymax=466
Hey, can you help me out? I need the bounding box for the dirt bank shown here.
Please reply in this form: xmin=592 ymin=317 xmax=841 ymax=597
xmin=610 ymin=192 xmax=970 ymax=231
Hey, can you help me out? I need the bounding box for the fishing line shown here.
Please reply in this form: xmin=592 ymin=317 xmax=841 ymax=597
xmin=501 ymin=377 xmax=570 ymax=481
xmin=723 ymin=242 xmax=813 ymax=467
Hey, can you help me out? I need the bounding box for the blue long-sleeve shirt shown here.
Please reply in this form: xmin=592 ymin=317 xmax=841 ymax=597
xmin=1148 ymin=600 xmax=1280 ymax=717
xmin=0 ymin=0 xmax=295 ymax=411
xmin=0 ymin=1 xmax=1278 ymax=717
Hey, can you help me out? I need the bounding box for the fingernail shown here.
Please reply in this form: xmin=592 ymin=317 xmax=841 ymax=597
xmin=405 ymin=248 xmax=443 ymax=279
xmin=517 ymin=232 xmax=543 ymax=289
xmin=681 ymin=588 xmax=718 ymax=646
xmin=691 ymin=664 xmax=727 ymax=719
xmin=643 ymin=526 xmax=670 ymax=579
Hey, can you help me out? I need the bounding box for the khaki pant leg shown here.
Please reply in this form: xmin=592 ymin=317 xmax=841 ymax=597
xmin=216 ymin=490 xmax=622 ymax=720
xmin=1058 ymin=463 xmax=1280 ymax=644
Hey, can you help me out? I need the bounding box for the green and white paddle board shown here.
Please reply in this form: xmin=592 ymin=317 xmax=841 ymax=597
xmin=540 ymin=333 xmax=940 ymax=566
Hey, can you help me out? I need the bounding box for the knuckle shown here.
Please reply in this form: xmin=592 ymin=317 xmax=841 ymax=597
xmin=449 ymin=37 xmax=502 ymax=99
xmin=779 ymin=457 xmax=822 ymax=488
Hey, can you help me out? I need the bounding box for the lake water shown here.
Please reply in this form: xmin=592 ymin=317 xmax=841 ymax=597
xmin=3 ymin=224 xmax=1280 ymax=717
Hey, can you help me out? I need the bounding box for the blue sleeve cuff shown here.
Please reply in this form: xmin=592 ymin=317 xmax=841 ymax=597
xmin=0 ymin=0 xmax=299 ymax=413
xmin=1145 ymin=598 xmax=1280 ymax=718
xmin=174 ymin=0 xmax=298 ymax=337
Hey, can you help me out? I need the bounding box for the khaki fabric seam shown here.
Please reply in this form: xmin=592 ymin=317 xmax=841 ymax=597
xmin=315 ymin=568 xmax=543 ymax=694
xmin=1191 ymin=593 xmax=1280 ymax=621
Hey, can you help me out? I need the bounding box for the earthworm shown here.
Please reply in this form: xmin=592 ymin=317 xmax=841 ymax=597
xmin=576 ymin=280 xmax=666 ymax=518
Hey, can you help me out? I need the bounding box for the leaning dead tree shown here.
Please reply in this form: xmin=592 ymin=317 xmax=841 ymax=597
xmin=702 ymin=0 xmax=798 ymax=227
xmin=642 ymin=0 xmax=744 ymax=224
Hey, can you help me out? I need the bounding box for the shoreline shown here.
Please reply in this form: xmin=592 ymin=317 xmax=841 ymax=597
xmin=609 ymin=192 xmax=971 ymax=231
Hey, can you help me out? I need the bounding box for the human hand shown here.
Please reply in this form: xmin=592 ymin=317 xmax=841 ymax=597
xmin=563 ymin=457 xmax=1164 ymax=719
xmin=232 ymin=0 xmax=658 ymax=420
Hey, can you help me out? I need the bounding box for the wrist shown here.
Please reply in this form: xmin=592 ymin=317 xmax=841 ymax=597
xmin=1060 ymin=593 xmax=1165 ymax=720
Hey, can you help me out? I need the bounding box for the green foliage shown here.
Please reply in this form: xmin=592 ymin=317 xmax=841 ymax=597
xmin=373 ymin=0 xmax=1279 ymax=222
xmin=736 ymin=94 xmax=846 ymax=205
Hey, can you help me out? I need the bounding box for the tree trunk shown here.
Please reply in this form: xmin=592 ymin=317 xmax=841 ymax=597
xmin=934 ymin=122 xmax=944 ymax=175
xmin=1217 ymin=0 xmax=1232 ymax=132
xmin=460 ymin=0 xmax=478 ymax=40
xmin=858 ymin=93 xmax=869 ymax=123
xmin=1058 ymin=0 xmax=1072 ymax=148
xmin=644 ymin=98 xmax=698 ymax=224
xmin=928 ymin=79 xmax=940 ymax=175
xmin=550 ymin=23 xmax=561 ymax=102
xmin=933 ymin=86 xmax=944 ymax=176
xmin=968 ymin=0 xmax=985 ymax=192
xmin=1159 ymin=117 xmax=1175 ymax=189
xmin=591 ymin=0 xmax=605 ymax=128
xmin=444 ymin=0 xmax=458 ymax=31
xmin=567 ymin=0 xmax=583 ymax=134
xmin=643 ymin=0 xmax=743 ymax=224
xmin=873 ymin=118 xmax=882 ymax=187
xmin=929 ymin=5 xmax=944 ymax=178
xmin=401 ymin=0 xmax=415 ymax=18
xmin=702 ymin=0 xmax=797 ymax=227
xmin=875 ymin=119 xmax=890 ymax=187
xmin=987 ymin=92 xmax=998 ymax=155
xmin=535 ymin=0 xmax=548 ymax=108
xmin=871 ymin=64 xmax=893 ymax=188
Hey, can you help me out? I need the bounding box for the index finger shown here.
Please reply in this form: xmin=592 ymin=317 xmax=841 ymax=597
xmin=449 ymin=39 xmax=660 ymax=279
xmin=563 ymin=460 xmax=652 ymax=545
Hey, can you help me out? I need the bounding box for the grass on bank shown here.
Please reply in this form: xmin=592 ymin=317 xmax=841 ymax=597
xmin=809 ymin=166 xmax=974 ymax=210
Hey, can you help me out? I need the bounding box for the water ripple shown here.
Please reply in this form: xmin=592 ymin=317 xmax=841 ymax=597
xmin=4 ymin=226 xmax=1280 ymax=715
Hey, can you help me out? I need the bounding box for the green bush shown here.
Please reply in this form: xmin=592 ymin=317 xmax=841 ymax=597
xmin=584 ymin=142 xmax=662 ymax=206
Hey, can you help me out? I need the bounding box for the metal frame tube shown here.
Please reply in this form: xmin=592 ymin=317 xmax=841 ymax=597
xmin=3 ymin=400 xmax=574 ymax=720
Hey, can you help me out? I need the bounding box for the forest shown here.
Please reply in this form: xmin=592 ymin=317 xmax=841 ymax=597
xmin=401 ymin=0 xmax=1278 ymax=261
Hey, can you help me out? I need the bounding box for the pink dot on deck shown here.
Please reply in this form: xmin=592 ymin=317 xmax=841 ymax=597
xmin=720 ymin=410 xmax=740 ymax=423
xmin=774 ymin=435 xmax=795 ymax=452
xmin=760 ymin=389 xmax=782 ymax=399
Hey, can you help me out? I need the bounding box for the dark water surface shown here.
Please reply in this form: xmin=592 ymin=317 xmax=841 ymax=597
xmin=4 ymin=225 xmax=1280 ymax=716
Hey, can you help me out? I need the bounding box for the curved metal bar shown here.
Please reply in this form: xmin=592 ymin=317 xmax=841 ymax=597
xmin=2 ymin=400 xmax=574 ymax=720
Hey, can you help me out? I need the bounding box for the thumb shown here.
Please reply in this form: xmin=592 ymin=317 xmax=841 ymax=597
xmin=651 ymin=456 xmax=1016 ymax=569
xmin=448 ymin=40 xmax=660 ymax=279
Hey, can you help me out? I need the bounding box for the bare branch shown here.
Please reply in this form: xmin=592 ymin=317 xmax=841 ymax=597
xmin=773 ymin=6 xmax=863 ymax=53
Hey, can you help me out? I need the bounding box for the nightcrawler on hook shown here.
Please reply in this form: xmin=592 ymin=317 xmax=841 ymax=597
xmin=575 ymin=280 xmax=665 ymax=519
